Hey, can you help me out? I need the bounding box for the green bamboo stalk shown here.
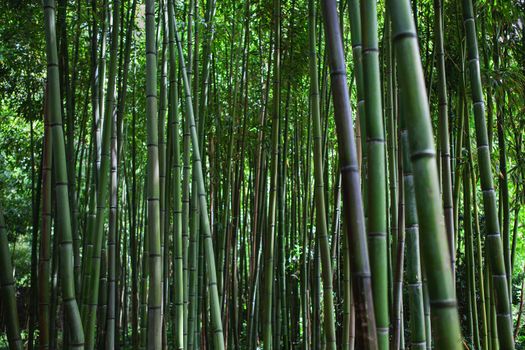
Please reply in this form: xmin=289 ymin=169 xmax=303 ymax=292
xmin=347 ymin=0 xmax=367 ymax=181
xmin=357 ymin=0 xmax=389 ymax=345
xmin=182 ymin=76 xmax=191 ymax=350
xmin=307 ymin=0 xmax=337 ymax=348
xmin=388 ymin=0 xmax=462 ymax=347
xmin=98 ymin=242 xmax=108 ymax=348
xmin=43 ymin=1 xmax=85 ymax=348
xmin=465 ymin=162 xmax=481 ymax=348
xmin=0 ymin=207 xmax=22 ymax=350
xmin=39 ymin=101 xmax=52 ymax=350
xmin=464 ymin=89 xmax=489 ymax=350
xmin=196 ymin=231 xmax=205 ymax=347
xmin=144 ymin=1 xmax=162 ymax=349
xmin=342 ymin=232 xmax=355 ymax=350
xmin=434 ymin=0 xmax=455 ymax=276
xmin=174 ymin=18 xmax=225 ymax=350
xmin=97 ymin=3 xmax=108 ymax=141
xmin=81 ymin=1 xmax=120 ymax=347
xmin=116 ymin=0 xmax=137 ymax=160
xmin=247 ymin=42 xmax=272 ymax=348
xmin=66 ymin=0 xmax=82 ymax=297
xmin=192 ymin=0 xmax=199 ymax=146
xmin=140 ymin=192 xmax=149 ymax=350
xmin=106 ymin=2 xmax=120 ymax=349
xmin=80 ymin=147 xmax=96 ymax=310
xmin=130 ymin=50 xmax=140 ymax=350
xmin=491 ymin=37 xmax=513 ymax=300
xmin=197 ymin=0 xmax=217 ymax=149
xmin=167 ymin=1 xmax=183 ymax=348
xmin=496 ymin=91 xmax=511 ymax=299
xmin=461 ymin=0 xmax=514 ymax=348
xmin=262 ymin=0 xmax=280 ymax=347
xmin=187 ymin=174 xmax=200 ymax=350
xmin=158 ymin=7 xmax=169 ymax=345
xmin=515 ymin=264 xmax=525 ymax=340
xmin=391 ymin=130 xmax=404 ymax=350
xmin=399 ymin=96 xmax=426 ymax=349
xmin=312 ymin=242 xmax=321 ymax=350
xmin=27 ymin=119 xmax=38 ymax=350
xmin=187 ymin=28 xmax=202 ymax=340
xmin=49 ymin=216 xmax=59 ymax=350
xmin=383 ymin=13 xmax=398 ymax=330
xmin=105 ymin=88 xmax=118 ymax=349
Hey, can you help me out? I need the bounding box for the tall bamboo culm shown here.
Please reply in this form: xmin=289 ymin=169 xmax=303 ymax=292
xmin=400 ymin=94 xmax=427 ymax=350
xmin=145 ymin=0 xmax=162 ymax=349
xmin=308 ymin=0 xmax=337 ymax=348
xmin=0 ymin=207 xmax=22 ymax=350
xmin=174 ymin=15 xmax=226 ymax=350
xmin=38 ymin=95 xmax=52 ymax=350
xmin=388 ymin=0 xmax=462 ymax=347
xmin=358 ymin=0 xmax=389 ymax=346
xmin=167 ymin=0 xmax=184 ymax=348
xmin=462 ymin=0 xmax=514 ymax=348
xmin=43 ymin=1 xmax=85 ymax=348
xmin=106 ymin=2 xmax=121 ymax=349
xmin=321 ymin=0 xmax=377 ymax=348
xmin=81 ymin=0 xmax=120 ymax=347
xmin=434 ymin=0 xmax=455 ymax=276
xmin=262 ymin=0 xmax=280 ymax=347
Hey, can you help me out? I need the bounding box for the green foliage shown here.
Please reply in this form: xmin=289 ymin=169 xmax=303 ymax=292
xmin=0 ymin=104 xmax=41 ymax=247
xmin=0 ymin=0 xmax=524 ymax=348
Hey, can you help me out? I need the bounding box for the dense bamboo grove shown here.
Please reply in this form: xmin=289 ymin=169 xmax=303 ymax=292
xmin=0 ymin=0 xmax=524 ymax=349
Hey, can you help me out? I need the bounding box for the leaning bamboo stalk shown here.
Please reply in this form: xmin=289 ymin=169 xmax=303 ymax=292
xmin=320 ymin=0 xmax=378 ymax=348
xmin=174 ymin=17 xmax=226 ymax=350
